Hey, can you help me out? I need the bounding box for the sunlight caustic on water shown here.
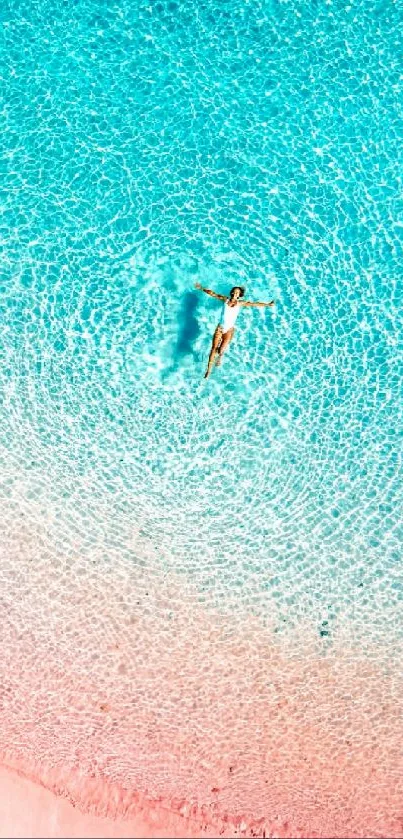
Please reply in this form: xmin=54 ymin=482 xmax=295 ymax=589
xmin=1 ymin=0 xmax=402 ymax=836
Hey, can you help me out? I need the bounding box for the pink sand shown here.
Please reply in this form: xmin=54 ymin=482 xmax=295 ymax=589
xmin=0 ymin=764 xmax=197 ymax=838
xmin=1 ymin=506 xmax=403 ymax=838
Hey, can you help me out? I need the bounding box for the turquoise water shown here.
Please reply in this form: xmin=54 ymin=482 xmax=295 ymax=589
xmin=1 ymin=1 xmax=402 ymax=639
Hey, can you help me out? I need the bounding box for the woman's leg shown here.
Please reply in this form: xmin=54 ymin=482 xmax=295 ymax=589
xmin=215 ymin=327 xmax=234 ymax=366
xmin=204 ymin=326 xmax=223 ymax=378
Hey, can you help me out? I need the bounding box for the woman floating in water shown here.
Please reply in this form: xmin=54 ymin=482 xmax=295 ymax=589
xmin=195 ymin=283 xmax=275 ymax=378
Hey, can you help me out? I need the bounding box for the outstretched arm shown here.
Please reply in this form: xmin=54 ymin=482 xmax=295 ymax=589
xmin=240 ymin=299 xmax=275 ymax=308
xmin=194 ymin=282 xmax=226 ymax=301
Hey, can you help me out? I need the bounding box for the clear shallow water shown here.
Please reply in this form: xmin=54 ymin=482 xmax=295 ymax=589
xmin=1 ymin=1 xmax=403 ymax=657
xmin=2 ymin=3 xmax=403 ymax=836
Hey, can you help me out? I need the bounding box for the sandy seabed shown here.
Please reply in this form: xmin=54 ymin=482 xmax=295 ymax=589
xmin=1 ymin=489 xmax=402 ymax=839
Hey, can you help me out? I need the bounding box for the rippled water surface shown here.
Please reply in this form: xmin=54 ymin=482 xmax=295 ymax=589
xmin=3 ymin=0 xmax=402 ymax=622
xmin=1 ymin=4 xmax=403 ymax=827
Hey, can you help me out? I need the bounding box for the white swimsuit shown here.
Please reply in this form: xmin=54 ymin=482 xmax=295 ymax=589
xmin=220 ymin=300 xmax=240 ymax=333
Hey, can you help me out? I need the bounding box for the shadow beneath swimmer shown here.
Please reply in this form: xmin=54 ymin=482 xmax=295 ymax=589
xmin=164 ymin=291 xmax=202 ymax=377
xmin=160 ymin=291 xmax=203 ymax=381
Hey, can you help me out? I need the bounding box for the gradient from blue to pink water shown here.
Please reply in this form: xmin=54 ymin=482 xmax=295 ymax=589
xmin=1 ymin=0 xmax=402 ymax=673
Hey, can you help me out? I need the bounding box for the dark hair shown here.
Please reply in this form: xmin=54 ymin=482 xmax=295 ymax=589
xmin=230 ymin=286 xmax=245 ymax=298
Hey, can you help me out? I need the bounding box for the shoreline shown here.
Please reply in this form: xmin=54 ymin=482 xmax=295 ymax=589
xmin=0 ymin=763 xmax=196 ymax=839
xmin=0 ymin=761 xmax=286 ymax=839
